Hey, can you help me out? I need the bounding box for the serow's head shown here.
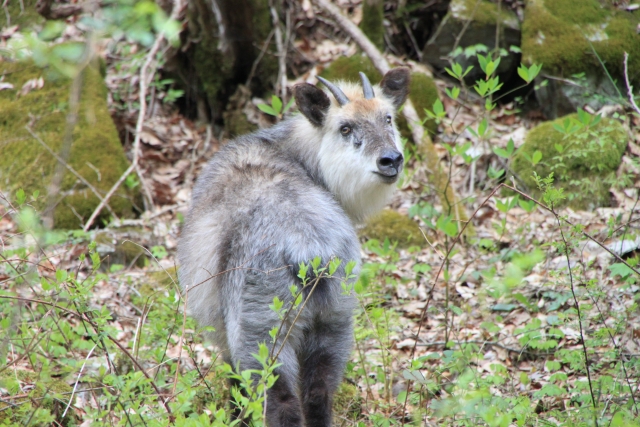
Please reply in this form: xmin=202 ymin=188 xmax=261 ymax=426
xmin=293 ymin=68 xmax=411 ymax=222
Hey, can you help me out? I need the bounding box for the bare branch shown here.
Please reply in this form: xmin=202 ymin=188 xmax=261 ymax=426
xmin=624 ymin=52 xmax=640 ymax=116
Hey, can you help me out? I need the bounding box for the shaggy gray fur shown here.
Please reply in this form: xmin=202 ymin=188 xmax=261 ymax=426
xmin=178 ymin=68 xmax=410 ymax=427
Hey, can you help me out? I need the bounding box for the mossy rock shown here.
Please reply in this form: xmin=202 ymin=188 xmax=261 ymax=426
xmin=361 ymin=210 xmax=424 ymax=248
xmin=422 ymin=0 xmax=521 ymax=86
xmin=360 ymin=0 xmax=385 ymax=50
xmin=522 ymin=0 xmax=640 ymax=84
xmin=454 ymin=0 xmax=520 ymax=27
xmin=0 ymin=60 xmax=140 ymax=229
xmin=321 ymin=56 xmax=439 ymax=137
xmin=511 ymin=113 xmax=627 ymax=209
xmin=333 ymin=381 xmax=362 ymax=421
xmin=0 ymin=370 xmax=76 ymax=425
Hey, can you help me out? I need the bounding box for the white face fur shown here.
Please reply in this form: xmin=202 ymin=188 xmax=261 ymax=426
xmin=316 ymin=86 xmax=403 ymax=223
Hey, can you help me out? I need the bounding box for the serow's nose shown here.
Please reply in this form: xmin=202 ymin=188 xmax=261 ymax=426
xmin=376 ymin=149 xmax=403 ymax=176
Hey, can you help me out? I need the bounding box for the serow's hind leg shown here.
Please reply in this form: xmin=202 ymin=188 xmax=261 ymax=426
xmin=265 ymin=365 xmax=303 ymax=427
xmin=300 ymin=320 xmax=353 ymax=427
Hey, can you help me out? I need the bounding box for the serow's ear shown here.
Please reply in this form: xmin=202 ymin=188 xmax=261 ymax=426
xmin=293 ymin=83 xmax=331 ymax=127
xmin=380 ymin=67 xmax=410 ymax=109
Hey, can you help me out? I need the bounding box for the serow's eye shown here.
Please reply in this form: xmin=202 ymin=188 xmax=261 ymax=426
xmin=340 ymin=125 xmax=352 ymax=135
xmin=385 ymin=115 xmax=392 ymax=124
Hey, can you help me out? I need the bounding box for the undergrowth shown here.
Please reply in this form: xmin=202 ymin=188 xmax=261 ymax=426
xmin=1 ymin=2 xmax=640 ymax=425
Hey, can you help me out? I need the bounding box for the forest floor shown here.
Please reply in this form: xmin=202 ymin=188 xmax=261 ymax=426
xmin=2 ymin=2 xmax=640 ymax=425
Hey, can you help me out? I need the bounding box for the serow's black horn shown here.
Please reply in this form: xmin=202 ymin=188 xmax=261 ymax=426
xmin=359 ymin=72 xmax=375 ymax=99
xmin=316 ymin=76 xmax=350 ymax=106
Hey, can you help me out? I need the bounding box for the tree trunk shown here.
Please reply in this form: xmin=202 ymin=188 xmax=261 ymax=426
xmin=166 ymin=0 xmax=278 ymax=123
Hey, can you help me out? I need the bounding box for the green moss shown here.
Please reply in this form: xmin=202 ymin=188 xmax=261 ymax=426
xmin=4 ymin=0 xmax=44 ymax=29
xmin=360 ymin=0 xmax=385 ymax=50
xmin=320 ymin=55 xmax=383 ymax=84
xmin=522 ymin=0 xmax=640 ymax=83
xmin=223 ymin=105 xmax=257 ymax=137
xmin=147 ymin=266 xmax=179 ymax=289
xmin=0 ymin=60 xmax=139 ymax=229
xmin=542 ymin=0 xmax=604 ymax=25
xmin=455 ymin=0 xmax=519 ymax=28
xmin=193 ymin=36 xmax=232 ymax=111
xmin=361 ymin=210 xmax=424 ymax=248
xmin=333 ymin=381 xmax=362 ymax=420
xmin=511 ymin=113 xmax=627 ymax=209
xmin=399 ymin=72 xmax=439 ymax=137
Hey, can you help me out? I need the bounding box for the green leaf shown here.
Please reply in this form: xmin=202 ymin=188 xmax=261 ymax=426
xmin=518 ymin=199 xmax=536 ymax=213
xmin=16 ymin=188 xmax=26 ymax=205
xmin=269 ymin=326 xmax=278 ymax=340
xmin=51 ymin=42 xmax=85 ymax=62
xmin=432 ymin=99 xmax=444 ymax=116
xmin=609 ymin=263 xmax=634 ymax=279
xmin=517 ymin=65 xmax=529 ymax=82
xmin=56 ymin=269 xmax=68 ymax=282
xmin=110 ymin=264 xmax=124 ymax=273
xmin=493 ymin=147 xmax=509 ymax=158
xmin=297 ymin=262 xmax=309 ymax=281
xmin=402 ymin=369 xmax=428 ymax=385
xmin=532 ymin=150 xmax=542 ymax=165
xmin=329 ymin=257 xmax=341 ymax=275
xmin=345 ymin=260 xmax=357 ymax=277
xmin=283 ymin=97 xmax=295 ymax=114
xmin=38 ymin=21 xmax=66 ymax=42
xmin=506 ymin=138 xmax=514 ymax=155
xmin=271 ymin=95 xmax=283 ymax=115
xmin=477 ymin=53 xmax=488 ymax=74
xmin=463 ymin=65 xmax=474 ymax=78
xmin=477 ymin=118 xmax=488 ymax=137
xmin=487 ymin=166 xmax=505 ymax=179
xmin=436 ymin=215 xmax=458 ymax=237
xmin=492 ymin=303 xmax=517 ymax=312
xmin=445 ymin=86 xmax=460 ymax=100
xmin=269 ymin=296 xmax=283 ymax=313
xmin=257 ymin=103 xmax=277 ymax=116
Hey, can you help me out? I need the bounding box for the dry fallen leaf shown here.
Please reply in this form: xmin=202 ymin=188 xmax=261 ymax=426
xmin=19 ymin=77 xmax=44 ymax=96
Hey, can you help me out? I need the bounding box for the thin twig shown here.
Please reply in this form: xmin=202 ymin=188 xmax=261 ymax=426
xmin=62 ymin=343 xmax=97 ymax=418
xmin=0 ymin=295 xmax=174 ymax=419
xmin=269 ymin=0 xmax=287 ymax=100
xmin=624 ymin=52 xmax=640 ymax=115
xmin=555 ymin=209 xmax=599 ymax=425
